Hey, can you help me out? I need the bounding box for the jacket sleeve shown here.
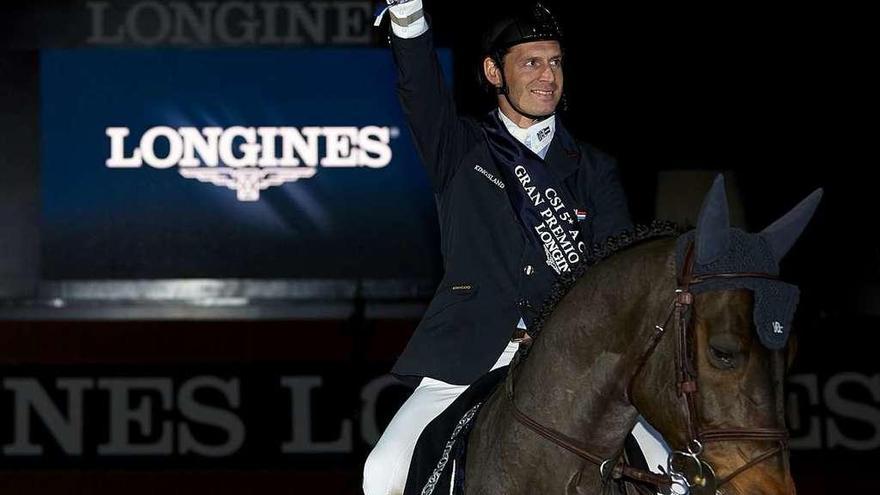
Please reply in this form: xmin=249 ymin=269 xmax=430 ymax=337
xmin=589 ymin=150 xmax=634 ymax=242
xmin=391 ymin=29 xmax=476 ymax=193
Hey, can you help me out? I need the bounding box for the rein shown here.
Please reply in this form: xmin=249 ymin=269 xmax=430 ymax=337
xmin=506 ymin=241 xmax=791 ymax=492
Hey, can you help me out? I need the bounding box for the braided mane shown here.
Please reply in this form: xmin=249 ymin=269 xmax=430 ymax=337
xmin=526 ymin=220 xmax=683 ymax=342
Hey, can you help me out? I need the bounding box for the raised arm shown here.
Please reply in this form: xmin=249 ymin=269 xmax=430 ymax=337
xmin=386 ymin=0 xmax=477 ymax=193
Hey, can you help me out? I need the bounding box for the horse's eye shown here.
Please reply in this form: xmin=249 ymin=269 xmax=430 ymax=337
xmin=709 ymin=345 xmax=738 ymax=369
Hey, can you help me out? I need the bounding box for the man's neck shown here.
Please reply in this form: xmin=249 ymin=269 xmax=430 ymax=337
xmin=498 ymin=100 xmax=551 ymax=129
xmin=497 ymin=108 xmax=556 ymax=159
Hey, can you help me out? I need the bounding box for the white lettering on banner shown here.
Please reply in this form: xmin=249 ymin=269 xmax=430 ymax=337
xmin=97 ymin=378 xmax=174 ymax=455
xmin=281 ymin=376 xmax=352 ymax=453
xmin=106 ymin=125 xmax=396 ymax=201
xmin=86 ymin=1 xmax=372 ymax=46
xmin=3 ymin=372 xmax=874 ymax=458
xmin=2 ymin=378 xmax=93 ymax=455
xmin=1 ymin=376 xmax=245 ymax=457
xmin=787 ymin=372 xmax=880 ymax=451
xmin=178 ymin=377 xmax=245 ymax=457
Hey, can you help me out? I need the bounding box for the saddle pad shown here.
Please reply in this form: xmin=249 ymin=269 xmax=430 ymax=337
xmin=403 ymin=366 xmax=508 ymax=495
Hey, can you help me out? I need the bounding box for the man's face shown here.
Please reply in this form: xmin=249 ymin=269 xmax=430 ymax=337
xmin=485 ymin=40 xmax=563 ymax=122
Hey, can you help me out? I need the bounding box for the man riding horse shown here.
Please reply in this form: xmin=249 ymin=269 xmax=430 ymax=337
xmin=364 ymin=2 xmax=670 ymax=493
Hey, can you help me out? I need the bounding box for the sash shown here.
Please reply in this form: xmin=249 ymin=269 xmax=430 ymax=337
xmin=482 ymin=111 xmax=586 ymax=274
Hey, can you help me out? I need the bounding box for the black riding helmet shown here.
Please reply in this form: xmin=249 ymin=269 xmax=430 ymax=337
xmin=480 ymin=2 xmax=564 ymax=119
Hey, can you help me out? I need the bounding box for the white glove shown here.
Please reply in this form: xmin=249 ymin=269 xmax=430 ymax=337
xmin=374 ymin=0 xmax=428 ymax=39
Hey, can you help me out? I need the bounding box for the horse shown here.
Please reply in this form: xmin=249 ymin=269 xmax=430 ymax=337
xmin=464 ymin=175 xmax=822 ymax=495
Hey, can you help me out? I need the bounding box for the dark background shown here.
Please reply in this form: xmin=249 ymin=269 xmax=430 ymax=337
xmin=0 ymin=1 xmax=874 ymax=493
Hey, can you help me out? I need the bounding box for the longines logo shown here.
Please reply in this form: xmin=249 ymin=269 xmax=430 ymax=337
xmin=0 ymin=371 xmax=875 ymax=461
xmin=0 ymin=374 xmax=405 ymax=458
xmin=87 ymin=1 xmax=373 ymax=46
xmin=106 ymin=125 xmax=398 ymax=201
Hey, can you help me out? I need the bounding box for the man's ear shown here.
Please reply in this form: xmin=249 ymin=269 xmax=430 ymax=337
xmin=483 ymin=57 xmax=502 ymax=88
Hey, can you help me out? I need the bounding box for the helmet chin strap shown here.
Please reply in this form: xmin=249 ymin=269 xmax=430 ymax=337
xmin=500 ymin=90 xmax=555 ymax=123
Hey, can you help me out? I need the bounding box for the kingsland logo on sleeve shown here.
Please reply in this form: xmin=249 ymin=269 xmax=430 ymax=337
xmin=106 ymin=125 xmax=396 ymax=201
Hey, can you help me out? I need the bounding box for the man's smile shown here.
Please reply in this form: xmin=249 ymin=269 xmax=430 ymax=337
xmin=530 ymin=88 xmax=555 ymax=100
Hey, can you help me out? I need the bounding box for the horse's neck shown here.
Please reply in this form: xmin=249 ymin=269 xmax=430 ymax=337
xmin=513 ymin=240 xmax=675 ymax=459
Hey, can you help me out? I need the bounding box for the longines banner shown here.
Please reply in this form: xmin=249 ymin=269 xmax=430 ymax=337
xmin=40 ymin=48 xmax=450 ymax=279
xmin=0 ymin=365 xmax=409 ymax=468
xmin=0 ymin=317 xmax=876 ymax=493
xmin=4 ymin=1 xmax=378 ymax=49
xmin=0 ymin=368 xmax=877 ymax=470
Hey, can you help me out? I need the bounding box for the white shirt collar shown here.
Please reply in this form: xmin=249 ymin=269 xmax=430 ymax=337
xmin=497 ymin=109 xmax=556 ymax=159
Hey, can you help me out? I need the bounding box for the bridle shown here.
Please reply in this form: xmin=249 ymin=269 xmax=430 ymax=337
xmin=507 ymin=241 xmax=791 ymax=493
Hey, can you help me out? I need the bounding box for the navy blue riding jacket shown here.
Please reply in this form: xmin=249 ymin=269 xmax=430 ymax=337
xmin=390 ymin=30 xmax=633 ymax=386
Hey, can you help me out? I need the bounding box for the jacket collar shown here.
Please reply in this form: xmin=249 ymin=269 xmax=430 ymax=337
xmin=482 ymin=110 xmax=582 ymax=179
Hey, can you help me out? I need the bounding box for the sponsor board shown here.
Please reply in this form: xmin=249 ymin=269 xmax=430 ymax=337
xmin=40 ymin=48 xmax=451 ymax=279
xmin=86 ymin=1 xmax=375 ymax=46
xmin=0 ymin=367 xmax=877 ymax=467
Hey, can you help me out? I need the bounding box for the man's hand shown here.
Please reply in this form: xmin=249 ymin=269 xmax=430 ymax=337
xmin=375 ymin=0 xmax=427 ymax=38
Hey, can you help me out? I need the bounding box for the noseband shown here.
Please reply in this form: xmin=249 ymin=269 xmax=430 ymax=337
xmin=507 ymin=241 xmax=791 ymax=493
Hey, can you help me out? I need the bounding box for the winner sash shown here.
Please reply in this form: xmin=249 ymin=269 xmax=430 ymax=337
xmin=482 ymin=112 xmax=586 ymax=274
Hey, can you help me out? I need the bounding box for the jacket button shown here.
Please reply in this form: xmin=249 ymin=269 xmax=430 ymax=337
xmin=524 ymin=265 xmax=534 ymax=276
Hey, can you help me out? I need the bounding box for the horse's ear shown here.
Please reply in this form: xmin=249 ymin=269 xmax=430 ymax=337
xmin=694 ymin=174 xmax=730 ymax=265
xmin=760 ymin=188 xmax=824 ymax=263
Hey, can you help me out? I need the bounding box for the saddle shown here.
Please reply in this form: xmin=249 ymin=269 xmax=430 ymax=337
xmin=402 ymin=366 xmax=508 ymax=495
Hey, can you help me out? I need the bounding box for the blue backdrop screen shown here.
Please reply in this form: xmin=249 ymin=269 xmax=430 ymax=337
xmin=41 ymin=48 xmax=450 ymax=279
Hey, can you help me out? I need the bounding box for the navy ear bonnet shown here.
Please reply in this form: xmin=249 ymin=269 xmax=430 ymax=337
xmin=675 ymin=229 xmax=800 ymax=350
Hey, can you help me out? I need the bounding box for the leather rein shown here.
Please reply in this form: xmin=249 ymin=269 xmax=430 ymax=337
xmin=506 ymin=241 xmax=790 ymax=492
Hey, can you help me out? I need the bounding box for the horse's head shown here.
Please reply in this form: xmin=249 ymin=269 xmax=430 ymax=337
xmin=632 ymin=176 xmax=822 ymax=495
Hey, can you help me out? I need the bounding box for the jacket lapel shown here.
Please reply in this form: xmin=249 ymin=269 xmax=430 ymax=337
xmin=544 ymin=122 xmax=581 ymax=180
